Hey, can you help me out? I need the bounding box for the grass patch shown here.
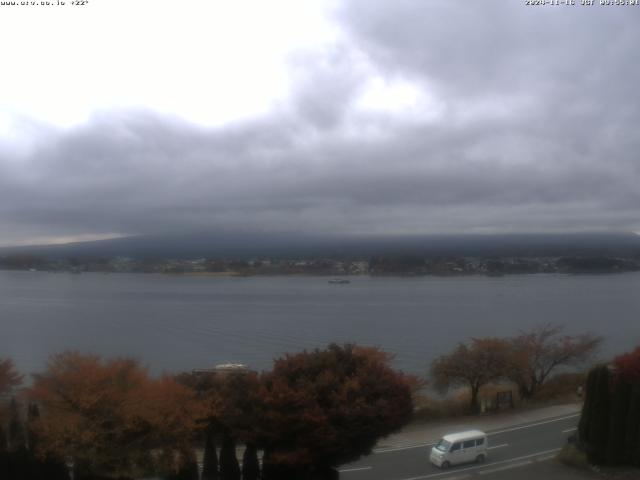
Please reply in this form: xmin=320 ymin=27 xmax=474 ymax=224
xmin=412 ymin=392 xmax=471 ymax=422
xmin=557 ymin=444 xmax=590 ymax=469
xmin=411 ymin=373 xmax=587 ymax=424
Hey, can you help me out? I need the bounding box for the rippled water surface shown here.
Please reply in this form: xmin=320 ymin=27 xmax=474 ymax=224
xmin=1 ymin=271 xmax=639 ymax=375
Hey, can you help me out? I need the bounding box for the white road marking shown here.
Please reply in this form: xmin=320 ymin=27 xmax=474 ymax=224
xmin=535 ymin=454 xmax=558 ymax=462
xmin=478 ymin=460 xmax=532 ymax=475
xmin=562 ymin=427 xmax=577 ymax=433
xmin=399 ymin=448 xmax=562 ymax=480
xmin=338 ymin=466 xmax=372 ymax=473
xmin=434 ymin=475 xmax=471 ymax=480
xmin=376 ymin=442 xmax=434 ymax=453
xmin=374 ymin=413 xmax=579 ymax=454
xmin=488 ymin=413 xmax=580 ymax=436
xmin=488 ymin=443 xmax=508 ymax=450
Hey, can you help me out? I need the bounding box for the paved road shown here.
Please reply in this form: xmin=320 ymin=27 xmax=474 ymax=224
xmin=339 ymin=413 xmax=580 ymax=480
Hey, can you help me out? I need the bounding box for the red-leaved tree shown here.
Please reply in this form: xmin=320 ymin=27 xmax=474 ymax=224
xmin=613 ymin=346 xmax=640 ymax=383
xmin=254 ymin=343 xmax=417 ymax=476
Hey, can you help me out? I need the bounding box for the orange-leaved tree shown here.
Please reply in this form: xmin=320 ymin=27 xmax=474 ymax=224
xmin=28 ymin=351 xmax=199 ymax=480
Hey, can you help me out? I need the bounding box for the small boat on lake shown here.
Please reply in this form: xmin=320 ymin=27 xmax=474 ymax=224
xmin=328 ymin=278 xmax=350 ymax=284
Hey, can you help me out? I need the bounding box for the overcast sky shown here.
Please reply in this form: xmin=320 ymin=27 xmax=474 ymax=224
xmin=1 ymin=0 xmax=639 ymax=246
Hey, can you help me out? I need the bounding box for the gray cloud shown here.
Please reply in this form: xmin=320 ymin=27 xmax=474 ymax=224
xmin=1 ymin=1 xmax=640 ymax=245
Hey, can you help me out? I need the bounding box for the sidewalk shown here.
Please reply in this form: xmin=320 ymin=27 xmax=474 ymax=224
xmin=375 ymin=403 xmax=582 ymax=452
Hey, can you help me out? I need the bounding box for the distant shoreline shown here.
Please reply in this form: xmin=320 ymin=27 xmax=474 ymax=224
xmin=3 ymin=269 xmax=640 ymax=278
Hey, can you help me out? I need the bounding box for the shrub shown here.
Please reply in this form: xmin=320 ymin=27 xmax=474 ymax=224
xmin=535 ymin=372 xmax=587 ymax=401
xmin=412 ymin=393 xmax=470 ymax=422
xmin=557 ymin=444 xmax=589 ymax=469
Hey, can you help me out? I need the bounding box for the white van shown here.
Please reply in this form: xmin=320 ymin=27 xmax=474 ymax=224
xmin=429 ymin=430 xmax=488 ymax=468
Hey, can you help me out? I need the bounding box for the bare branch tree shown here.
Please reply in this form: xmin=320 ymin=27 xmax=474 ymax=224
xmin=509 ymin=324 xmax=602 ymax=399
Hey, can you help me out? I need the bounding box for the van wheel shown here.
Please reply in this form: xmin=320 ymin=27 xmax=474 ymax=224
xmin=441 ymin=461 xmax=450 ymax=469
xmin=476 ymin=454 xmax=485 ymax=464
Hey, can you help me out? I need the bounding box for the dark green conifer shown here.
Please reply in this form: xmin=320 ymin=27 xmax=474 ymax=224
xmin=171 ymin=449 xmax=199 ymax=480
xmin=219 ymin=430 xmax=240 ymax=480
xmin=26 ymin=403 xmax=40 ymax=453
xmin=625 ymin=384 xmax=640 ymax=466
xmin=587 ymin=365 xmax=611 ymax=464
xmin=202 ymin=429 xmax=219 ymax=480
xmin=8 ymin=397 xmax=25 ymax=451
xmin=42 ymin=456 xmax=71 ymax=480
xmin=27 ymin=403 xmax=69 ymax=480
xmin=0 ymin=424 xmax=7 ymax=453
xmin=606 ymin=378 xmax=631 ymax=464
xmin=241 ymin=443 xmax=259 ymax=480
xmin=578 ymin=366 xmax=598 ymax=444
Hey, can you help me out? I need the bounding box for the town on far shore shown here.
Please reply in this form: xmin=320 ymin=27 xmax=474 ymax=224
xmin=1 ymin=253 xmax=639 ymax=276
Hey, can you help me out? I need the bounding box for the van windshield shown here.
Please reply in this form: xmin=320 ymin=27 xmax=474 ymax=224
xmin=434 ymin=439 xmax=452 ymax=452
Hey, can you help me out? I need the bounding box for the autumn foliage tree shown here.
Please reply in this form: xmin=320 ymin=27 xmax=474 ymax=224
xmin=431 ymin=338 xmax=512 ymax=413
xmin=176 ymin=368 xmax=262 ymax=480
xmin=254 ymin=343 xmax=416 ymax=478
xmin=205 ymin=371 xmax=262 ymax=443
xmin=28 ymin=352 xmax=199 ymax=480
xmin=508 ymin=324 xmax=602 ymax=399
xmin=613 ymin=346 xmax=640 ymax=383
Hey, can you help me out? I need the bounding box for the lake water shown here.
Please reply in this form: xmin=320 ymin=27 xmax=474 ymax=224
xmin=1 ymin=271 xmax=639 ymax=377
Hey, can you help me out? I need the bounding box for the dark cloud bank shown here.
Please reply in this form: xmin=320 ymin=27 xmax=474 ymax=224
xmin=1 ymin=1 xmax=639 ymax=247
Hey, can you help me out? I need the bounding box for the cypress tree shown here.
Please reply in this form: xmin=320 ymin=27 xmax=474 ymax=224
xmin=7 ymin=446 xmax=33 ymax=480
xmin=241 ymin=443 xmax=259 ymax=480
xmin=202 ymin=430 xmax=219 ymax=480
xmin=42 ymin=456 xmax=70 ymax=480
xmin=8 ymin=397 xmax=26 ymax=451
xmin=605 ymin=378 xmax=631 ymax=465
xmin=625 ymin=384 xmax=640 ymax=467
xmin=219 ymin=430 xmax=240 ymax=480
xmin=578 ymin=366 xmax=598 ymax=445
xmin=0 ymin=449 xmax=7 ymax=480
xmin=0 ymin=425 xmax=7 ymax=453
xmin=158 ymin=449 xmax=177 ymax=480
xmin=28 ymin=403 xmax=69 ymax=480
xmin=27 ymin=403 xmax=40 ymax=453
xmin=72 ymin=460 xmax=92 ymax=480
xmin=261 ymin=448 xmax=275 ymax=480
xmin=171 ymin=449 xmax=199 ymax=480
xmin=587 ymin=365 xmax=611 ymax=465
